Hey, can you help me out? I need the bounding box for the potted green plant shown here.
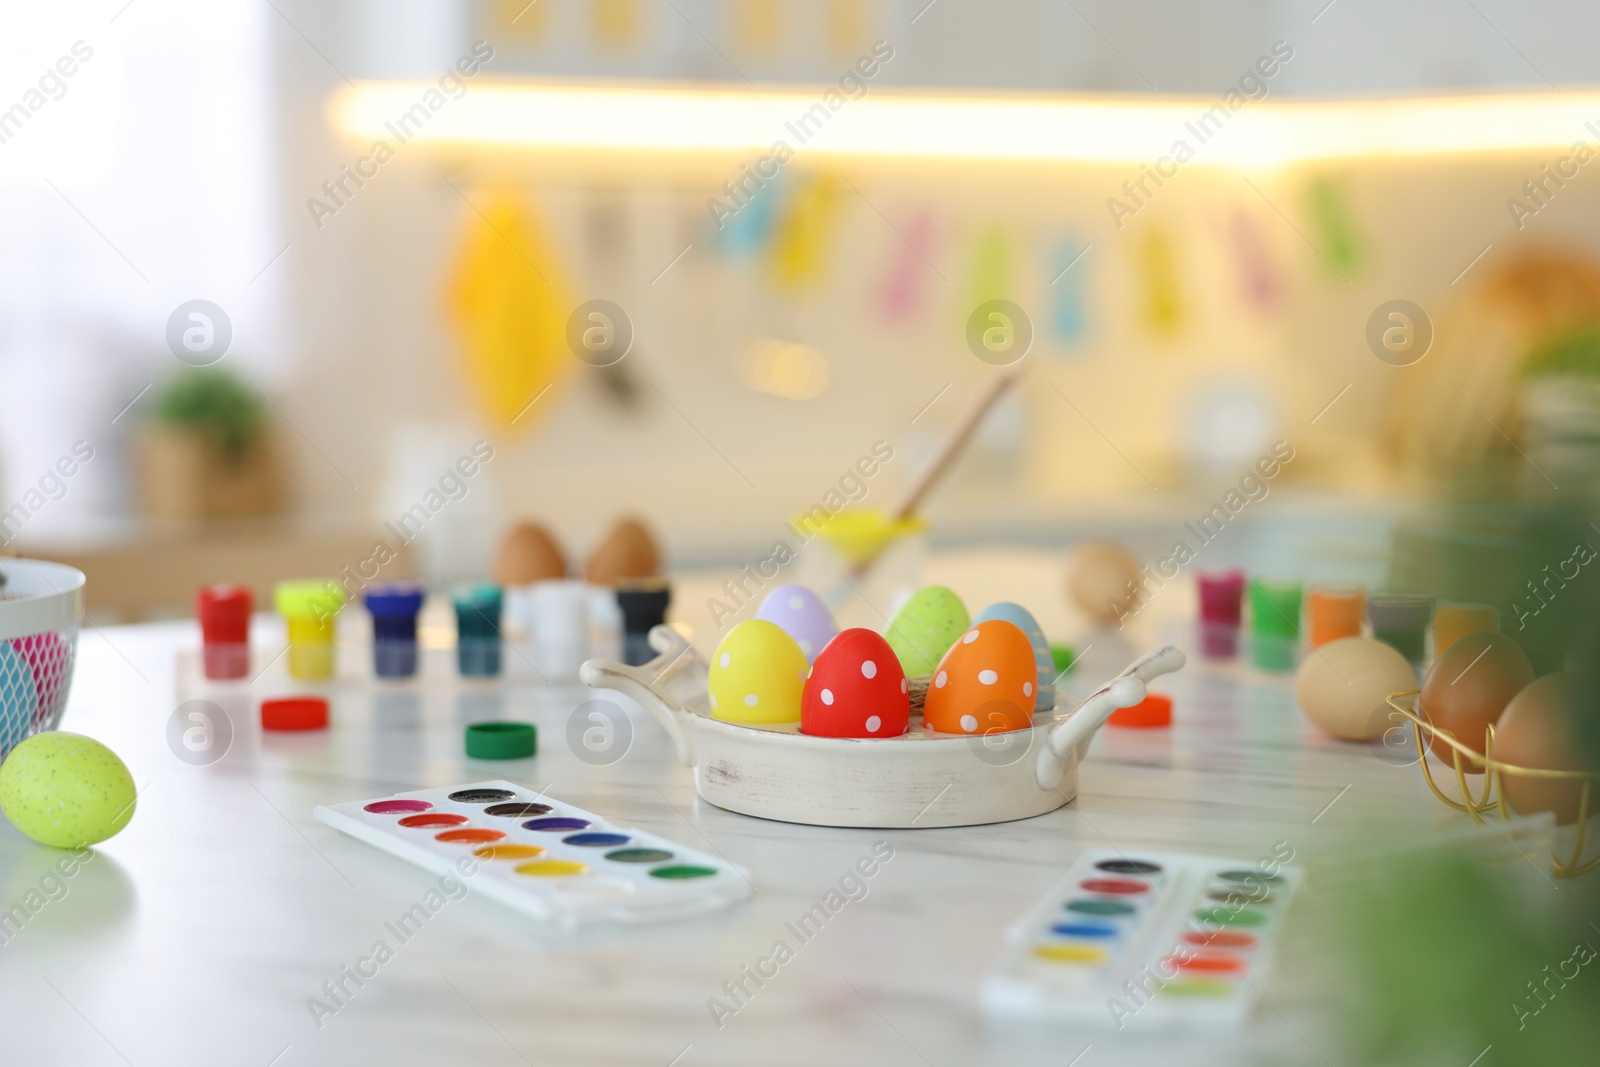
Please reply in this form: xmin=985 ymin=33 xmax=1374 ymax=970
xmin=135 ymin=368 xmax=281 ymax=519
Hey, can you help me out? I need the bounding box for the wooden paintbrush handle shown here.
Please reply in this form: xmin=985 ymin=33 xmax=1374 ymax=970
xmin=888 ymin=366 xmax=1026 ymax=521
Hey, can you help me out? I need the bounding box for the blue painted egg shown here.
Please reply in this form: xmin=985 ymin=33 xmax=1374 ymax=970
xmin=974 ymin=602 xmax=1055 ymax=712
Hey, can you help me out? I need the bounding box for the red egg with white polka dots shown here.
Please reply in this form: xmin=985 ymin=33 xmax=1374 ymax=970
xmin=923 ymin=619 xmax=1036 ymax=735
xmin=801 ymin=628 xmax=910 ymax=739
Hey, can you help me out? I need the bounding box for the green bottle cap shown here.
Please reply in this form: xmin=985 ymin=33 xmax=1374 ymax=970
xmin=465 ymin=721 xmax=537 ymax=760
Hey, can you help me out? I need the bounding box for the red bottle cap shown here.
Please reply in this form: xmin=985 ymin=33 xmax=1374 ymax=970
xmin=1108 ymin=693 xmax=1172 ymax=728
xmin=261 ymin=696 xmax=328 ymax=731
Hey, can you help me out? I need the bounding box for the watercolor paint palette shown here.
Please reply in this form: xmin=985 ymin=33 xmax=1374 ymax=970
xmin=983 ymin=849 xmax=1299 ymax=1031
xmin=313 ymin=780 xmax=752 ymax=927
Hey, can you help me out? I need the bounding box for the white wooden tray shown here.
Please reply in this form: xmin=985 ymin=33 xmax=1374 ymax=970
xmin=581 ymin=627 xmax=1184 ymax=829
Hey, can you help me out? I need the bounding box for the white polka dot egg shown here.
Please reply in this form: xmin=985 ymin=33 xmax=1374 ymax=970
xmin=923 ymin=619 xmax=1037 ymax=736
xmin=708 ymin=619 xmax=808 ymax=725
xmin=800 ymin=628 xmax=910 ymax=739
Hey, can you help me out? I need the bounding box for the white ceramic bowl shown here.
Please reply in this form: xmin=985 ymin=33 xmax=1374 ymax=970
xmin=0 ymin=559 xmax=86 ymax=759
xmin=582 ymin=627 xmax=1183 ymax=829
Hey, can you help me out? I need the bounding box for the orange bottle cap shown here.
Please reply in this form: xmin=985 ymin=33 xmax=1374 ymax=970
xmin=1109 ymin=693 xmax=1172 ymax=728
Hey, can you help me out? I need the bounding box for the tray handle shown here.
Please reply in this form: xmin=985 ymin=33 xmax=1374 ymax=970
xmin=1041 ymin=645 xmax=1186 ymax=769
xmin=579 ymin=625 xmax=703 ymax=766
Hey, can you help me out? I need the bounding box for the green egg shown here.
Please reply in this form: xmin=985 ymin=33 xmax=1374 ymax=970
xmin=0 ymin=732 xmax=136 ymax=848
xmin=885 ymin=585 xmax=970 ymax=677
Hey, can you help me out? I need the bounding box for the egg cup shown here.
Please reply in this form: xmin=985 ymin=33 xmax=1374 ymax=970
xmin=581 ymin=627 xmax=1183 ymax=829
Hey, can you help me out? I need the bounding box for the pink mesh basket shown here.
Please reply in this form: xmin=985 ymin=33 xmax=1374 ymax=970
xmin=0 ymin=559 xmax=84 ymax=761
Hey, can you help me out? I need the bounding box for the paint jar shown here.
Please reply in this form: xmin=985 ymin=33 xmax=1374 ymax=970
xmin=364 ymin=582 xmax=425 ymax=678
xmin=1306 ymin=582 xmax=1365 ymax=648
xmin=1432 ymin=601 xmax=1498 ymax=658
xmin=1368 ymin=591 xmax=1435 ymax=664
xmin=274 ymin=579 xmax=344 ymax=680
xmin=1196 ymin=570 xmax=1245 ymax=659
xmin=1247 ymin=577 xmax=1302 ymax=672
xmin=454 ymin=584 xmax=504 ymax=678
xmin=196 ymin=584 xmax=252 ymax=680
xmin=616 ymin=578 xmax=671 ymax=667
xmin=529 ymin=580 xmax=590 ymax=681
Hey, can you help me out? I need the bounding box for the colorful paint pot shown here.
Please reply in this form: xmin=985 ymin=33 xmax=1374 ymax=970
xmin=1368 ymin=591 xmax=1434 ymax=663
xmin=1196 ymin=570 xmax=1245 ymax=660
xmin=398 ymin=813 xmax=469 ymax=828
xmin=364 ymin=799 xmax=431 ymax=814
xmin=514 ymin=859 xmax=588 ymax=877
xmin=563 ymin=832 xmax=631 ymax=847
xmin=522 ymin=817 xmax=591 ymax=832
xmin=649 ymin=865 xmax=719 ymax=879
xmin=605 ymin=848 xmax=674 ymax=864
xmin=1306 ymin=582 xmax=1365 ymax=648
xmin=448 ymin=788 xmax=516 ymax=803
xmin=454 ymin=583 xmax=504 ymax=677
xmin=274 ymin=579 xmax=344 ymax=680
xmin=365 ymin=582 xmax=425 ymax=678
xmin=196 ymin=584 xmax=252 ymax=680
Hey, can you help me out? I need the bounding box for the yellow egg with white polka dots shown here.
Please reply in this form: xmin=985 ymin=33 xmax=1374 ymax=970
xmin=708 ymin=619 xmax=807 ymax=725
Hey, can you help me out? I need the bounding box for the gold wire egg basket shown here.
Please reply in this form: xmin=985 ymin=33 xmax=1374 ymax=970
xmin=1386 ymin=690 xmax=1599 ymax=877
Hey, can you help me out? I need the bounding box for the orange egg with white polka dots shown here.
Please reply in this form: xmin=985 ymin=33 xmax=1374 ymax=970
xmin=922 ymin=619 xmax=1037 ymax=736
xmin=801 ymin=628 xmax=910 ymax=738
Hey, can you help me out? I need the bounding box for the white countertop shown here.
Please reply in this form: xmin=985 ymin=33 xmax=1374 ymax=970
xmin=0 ymin=554 xmax=1460 ymax=1067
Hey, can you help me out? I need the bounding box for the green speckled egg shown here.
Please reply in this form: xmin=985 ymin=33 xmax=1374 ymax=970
xmin=885 ymin=586 xmax=969 ymax=678
xmin=0 ymin=732 xmax=136 ymax=848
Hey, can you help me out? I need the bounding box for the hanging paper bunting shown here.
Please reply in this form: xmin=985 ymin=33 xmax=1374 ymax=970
xmin=876 ymin=210 xmax=935 ymax=322
xmin=826 ymin=0 xmax=867 ymax=57
xmin=733 ymin=0 xmax=781 ymax=54
xmin=446 ymin=191 xmax=573 ymax=432
xmin=499 ymin=0 xmax=547 ymax=40
xmin=1228 ymin=208 xmax=1280 ymax=312
xmin=593 ymin=0 xmax=641 ymax=48
xmin=968 ymin=225 xmax=1015 ymax=306
xmin=1138 ymin=226 xmax=1183 ymax=336
xmin=1306 ymin=175 xmax=1362 ymax=277
xmin=769 ymin=174 xmax=843 ymax=291
xmin=714 ymin=173 xmax=787 ymax=257
xmin=1049 ymin=238 xmax=1089 ymax=344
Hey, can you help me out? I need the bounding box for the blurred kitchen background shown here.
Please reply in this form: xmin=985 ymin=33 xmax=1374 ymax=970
xmin=5 ymin=0 xmax=1600 ymax=624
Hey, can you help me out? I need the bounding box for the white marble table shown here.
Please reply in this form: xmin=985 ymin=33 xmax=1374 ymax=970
xmin=0 ymin=553 xmax=1455 ymax=1067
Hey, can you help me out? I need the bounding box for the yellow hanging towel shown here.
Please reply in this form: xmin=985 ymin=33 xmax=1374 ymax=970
xmin=446 ymin=191 xmax=572 ymax=432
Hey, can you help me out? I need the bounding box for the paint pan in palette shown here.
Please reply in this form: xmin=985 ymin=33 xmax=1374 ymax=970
xmin=314 ymin=780 xmax=752 ymax=926
xmin=983 ymin=849 xmax=1299 ymax=1031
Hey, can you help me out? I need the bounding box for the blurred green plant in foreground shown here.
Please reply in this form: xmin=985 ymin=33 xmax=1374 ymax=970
xmin=1332 ymin=844 xmax=1599 ymax=1067
xmin=1524 ymin=325 xmax=1600 ymax=381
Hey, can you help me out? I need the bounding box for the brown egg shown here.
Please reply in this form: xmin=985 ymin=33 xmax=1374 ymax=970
xmin=585 ymin=516 xmax=661 ymax=586
xmin=1419 ymin=632 xmax=1534 ymax=771
xmin=1065 ymin=540 xmax=1143 ymax=625
xmin=1495 ymin=673 xmax=1593 ymax=825
xmin=495 ymin=522 xmax=567 ymax=586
